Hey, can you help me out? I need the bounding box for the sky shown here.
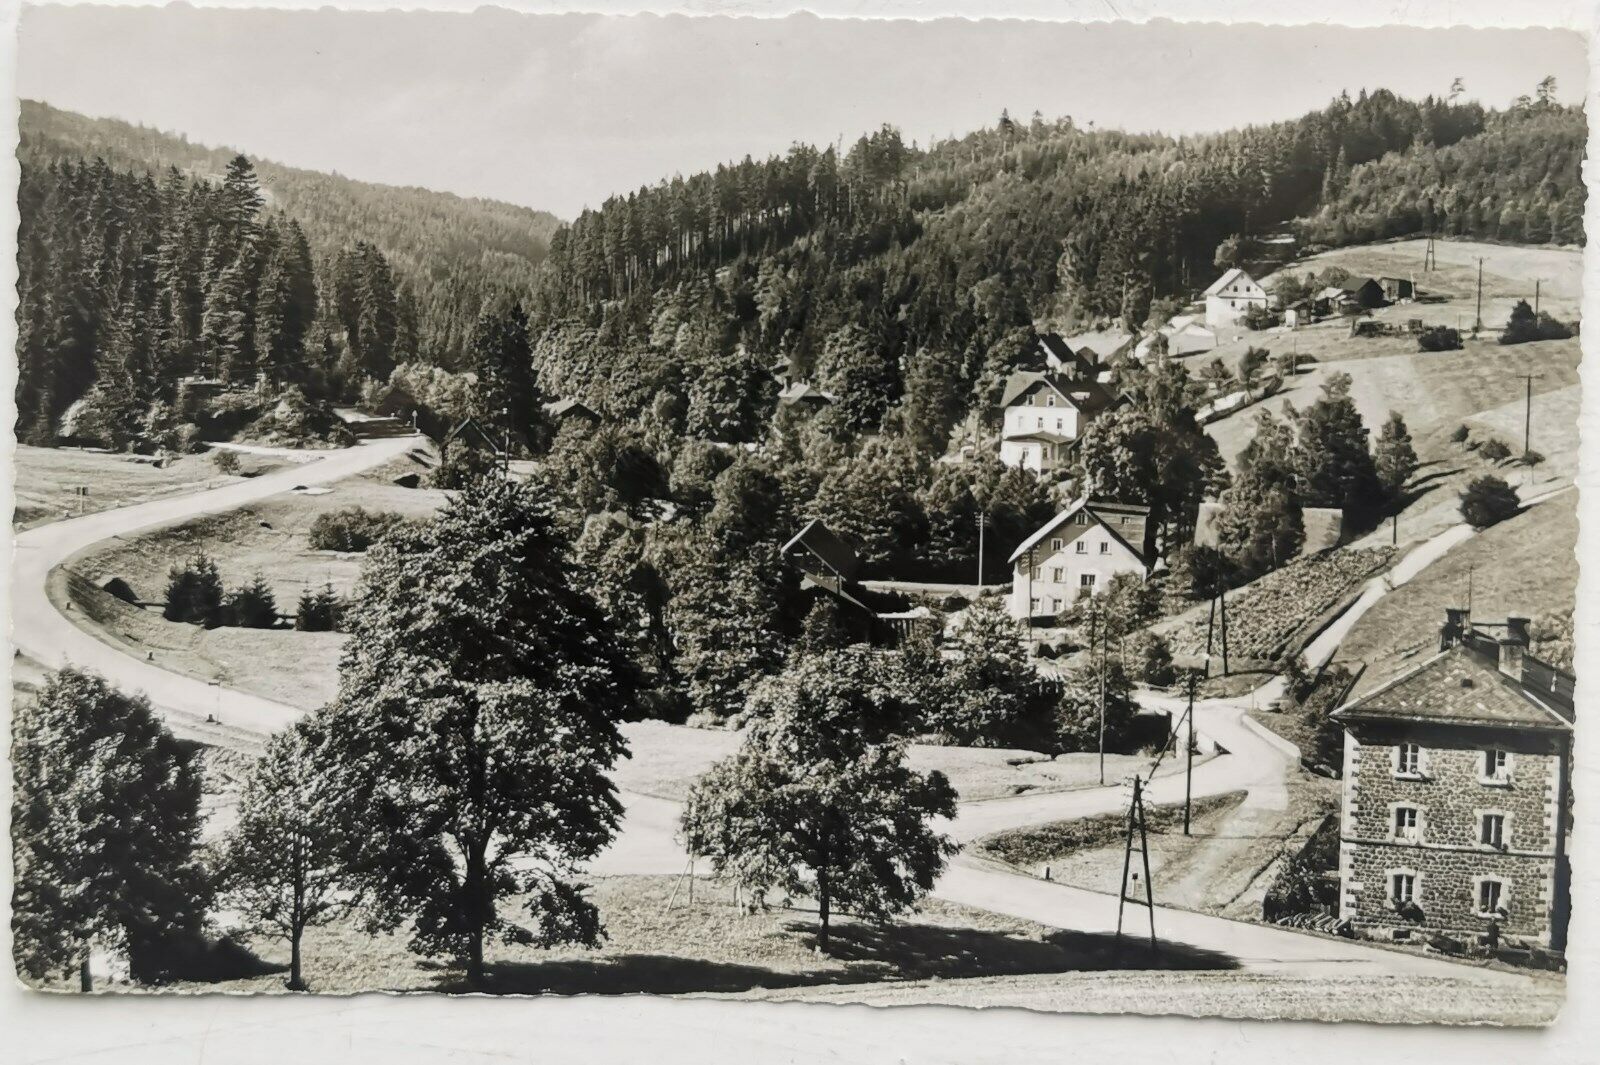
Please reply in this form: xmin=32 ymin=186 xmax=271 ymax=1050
xmin=15 ymin=8 xmax=1589 ymax=220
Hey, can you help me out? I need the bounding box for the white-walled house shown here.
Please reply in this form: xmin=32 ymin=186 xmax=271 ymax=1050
xmin=996 ymin=371 xmax=1119 ymax=474
xmin=1134 ymin=314 xmax=1217 ymax=360
xmin=1204 ymin=268 xmax=1268 ymax=329
xmin=1007 ymin=498 xmax=1157 ymax=620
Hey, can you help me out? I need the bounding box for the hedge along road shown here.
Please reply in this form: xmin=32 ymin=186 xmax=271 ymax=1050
xmin=11 ymin=434 xmax=420 ymax=739
xmin=13 ymin=449 xmax=1559 ymax=986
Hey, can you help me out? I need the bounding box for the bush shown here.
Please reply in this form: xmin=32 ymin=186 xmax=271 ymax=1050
xmin=294 ymin=584 xmax=344 ymax=632
xmin=1417 ymin=326 xmax=1462 ymax=352
xmin=1263 ymin=817 xmax=1340 ymax=922
xmin=1459 ymin=475 xmax=1520 ymax=529
xmin=429 ymin=444 xmax=500 ymax=489
xmin=1499 ymin=300 xmax=1574 ymax=345
xmin=1477 ymin=437 xmax=1512 ymax=463
xmin=1125 ymin=630 xmax=1176 ymax=687
xmin=1520 ymin=449 xmax=1545 ymax=467
xmin=1450 ymin=424 xmax=1470 ymax=446
xmin=226 ymin=576 xmax=279 ymax=629
xmin=307 ymin=507 xmax=404 ymax=552
xmin=211 ymin=449 xmax=242 ymax=475
xmin=164 ymin=554 xmax=226 ymax=627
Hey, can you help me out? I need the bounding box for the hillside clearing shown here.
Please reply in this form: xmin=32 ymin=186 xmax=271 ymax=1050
xmin=13 ymin=446 xmax=284 ymax=530
xmin=1337 ymin=488 xmax=1577 ymax=695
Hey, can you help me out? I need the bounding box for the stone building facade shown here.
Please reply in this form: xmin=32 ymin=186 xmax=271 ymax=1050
xmin=1331 ymin=611 xmax=1574 ymax=950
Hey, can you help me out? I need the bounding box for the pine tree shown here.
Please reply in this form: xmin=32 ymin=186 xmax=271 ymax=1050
xmin=1374 ymin=410 xmax=1419 ymax=500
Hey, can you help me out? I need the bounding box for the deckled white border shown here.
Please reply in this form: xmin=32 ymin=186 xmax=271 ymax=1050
xmin=1 ymin=2 xmax=1595 ymax=1062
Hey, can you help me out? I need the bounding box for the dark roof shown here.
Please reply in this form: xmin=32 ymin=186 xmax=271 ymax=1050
xmin=777 ymin=381 xmax=836 ymax=407
xmin=782 ymin=519 xmax=861 ymax=581
xmin=1333 ymin=643 xmax=1573 ymax=731
xmin=443 ymin=416 xmax=504 ymax=454
xmin=1339 ymin=276 xmax=1381 ymax=293
xmin=1008 ymin=497 xmax=1153 ymax=565
xmin=998 ymin=371 xmax=1115 ymax=412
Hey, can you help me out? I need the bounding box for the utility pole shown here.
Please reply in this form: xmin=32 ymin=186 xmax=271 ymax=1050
xmin=1183 ymin=671 xmax=1197 ymax=835
xmin=1204 ymin=590 xmax=1217 ymax=678
xmin=1474 ymin=257 xmax=1484 ymax=336
xmin=1535 ymin=279 xmax=1541 ymax=315
xmin=976 ymin=511 xmax=986 ymax=588
xmin=1115 ymin=775 xmax=1157 ymax=954
xmin=1098 ymin=608 xmax=1108 ymax=786
xmin=1392 ymin=512 xmax=1398 ymax=547
xmin=1516 ymin=373 xmax=1538 ymax=456
xmin=1219 ymin=586 xmax=1230 ymax=676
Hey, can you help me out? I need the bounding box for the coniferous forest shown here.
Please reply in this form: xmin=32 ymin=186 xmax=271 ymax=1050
xmin=13 ymin=86 xmax=1584 ymax=624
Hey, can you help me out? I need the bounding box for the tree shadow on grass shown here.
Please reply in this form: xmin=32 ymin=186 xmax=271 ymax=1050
xmin=444 ymin=921 xmax=1238 ymax=996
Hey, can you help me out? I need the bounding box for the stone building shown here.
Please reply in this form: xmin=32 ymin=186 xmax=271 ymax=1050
xmin=1330 ymin=610 xmax=1574 ymax=950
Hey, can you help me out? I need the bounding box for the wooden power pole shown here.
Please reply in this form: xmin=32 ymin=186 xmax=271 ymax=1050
xmin=1116 ymin=776 xmax=1158 ymax=954
xmin=1183 ymin=672 xmax=1197 ymax=835
xmin=1474 ymin=257 xmax=1484 ymax=335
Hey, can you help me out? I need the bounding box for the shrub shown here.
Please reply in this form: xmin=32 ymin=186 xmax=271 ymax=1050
xmin=164 ymin=554 xmax=226 ymax=627
xmin=1499 ymin=299 xmax=1574 ymax=345
xmin=294 ymin=584 xmax=344 ymax=632
xmin=226 ymin=576 xmax=279 ymax=629
xmin=1477 ymin=437 xmax=1512 ymax=463
xmin=1520 ymin=449 xmax=1545 ymax=467
xmin=1125 ymin=630 xmax=1176 ymax=687
xmin=307 ymin=507 xmax=403 ymax=552
xmin=1450 ymin=424 xmax=1470 ymax=446
xmin=1263 ymin=817 xmax=1340 ymax=922
xmin=430 ymin=444 xmax=500 ymax=489
xmin=211 ymin=449 xmax=242 ymax=475
xmin=1459 ymin=475 xmax=1520 ymax=529
xmin=1417 ymin=326 xmax=1462 ymax=352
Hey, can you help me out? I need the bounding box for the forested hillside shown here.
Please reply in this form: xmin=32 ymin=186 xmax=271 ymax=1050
xmin=19 ymin=101 xmax=562 ymax=367
xmin=1298 ymin=103 xmax=1584 ymax=247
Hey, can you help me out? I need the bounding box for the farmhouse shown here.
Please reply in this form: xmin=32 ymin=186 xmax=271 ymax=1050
xmin=782 ymin=519 xmax=861 ymax=586
xmin=1331 ymin=610 xmax=1574 ymax=951
xmin=1006 ymin=498 xmax=1157 ymax=620
xmin=781 ymin=520 xmax=933 ymax=645
xmin=1060 ymin=328 xmax=1135 ymax=367
xmin=1203 ymin=267 xmax=1268 ymax=329
xmin=996 ymin=371 xmax=1120 ymax=474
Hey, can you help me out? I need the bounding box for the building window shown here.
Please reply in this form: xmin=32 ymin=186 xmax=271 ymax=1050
xmin=1074 ymin=512 xmax=1089 ymax=525
xmin=1076 ymin=542 xmax=1087 ymax=554
xmin=1056 ymin=419 xmax=1064 ymax=431
xmin=1396 ymin=742 xmax=1423 ymax=777
xmin=1099 ymin=542 xmax=1110 ymax=555
xmin=1051 ymin=568 xmax=1063 ymax=582
xmin=1392 ymin=806 xmax=1421 ymax=843
xmin=1479 ymin=813 xmax=1507 ymax=850
xmin=1030 ymin=597 xmax=1040 ymax=614
xmin=1046 ymin=395 xmax=1056 ymax=407
xmin=1476 ymin=878 xmax=1508 ymax=917
xmin=1390 ymin=872 xmax=1416 ymax=906
xmin=1080 ymin=574 xmax=1097 ymax=589
xmin=1049 ymin=597 xmax=1061 ymax=613
xmin=1050 ymin=538 xmax=1063 ymax=552
xmin=1036 ymin=417 xmax=1044 ymax=429
xmin=1481 ymin=749 xmax=1511 ymax=785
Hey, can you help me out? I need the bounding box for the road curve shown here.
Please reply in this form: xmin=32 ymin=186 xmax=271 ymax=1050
xmin=11 ymin=435 xmax=420 ymax=737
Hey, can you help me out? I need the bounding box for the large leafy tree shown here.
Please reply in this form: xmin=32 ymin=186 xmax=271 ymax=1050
xmin=319 ymin=476 xmax=637 ymax=988
xmin=12 ymin=668 xmax=209 ymax=989
xmin=219 ymin=717 xmax=349 ymax=991
xmin=931 ymin=597 xmax=1057 ymax=748
xmin=681 ymin=647 xmax=958 ymax=951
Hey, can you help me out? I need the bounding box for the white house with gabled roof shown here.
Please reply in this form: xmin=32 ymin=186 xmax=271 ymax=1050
xmin=996 ymin=371 xmax=1120 ymax=475
xmin=1204 ymin=267 xmax=1268 ymax=329
xmin=1007 ymin=498 xmax=1157 ymax=619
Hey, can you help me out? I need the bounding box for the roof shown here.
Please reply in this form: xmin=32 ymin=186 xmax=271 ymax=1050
xmin=1333 ymin=643 xmax=1574 ymax=731
xmin=1062 ymin=329 xmax=1135 ymax=361
xmin=1003 ymin=430 xmax=1076 ymax=445
xmin=444 ymin=416 xmax=504 ymax=453
xmin=1339 ymin=276 xmax=1381 ymax=293
xmin=1204 ymin=268 xmax=1261 ymax=297
xmin=778 ymin=381 xmax=837 ymax=406
xmin=998 ymin=371 xmax=1114 ymax=411
xmin=1315 ymin=286 xmax=1348 ymax=301
xmin=1008 ymin=497 xmax=1153 ymax=565
xmin=782 ymin=519 xmax=861 ymax=580
xmin=543 ymin=398 xmax=600 ymax=420
xmin=1037 ymin=333 xmax=1096 ymax=375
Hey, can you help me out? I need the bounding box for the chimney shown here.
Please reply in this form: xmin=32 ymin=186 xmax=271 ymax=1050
xmin=1440 ymin=607 xmax=1470 ymax=650
xmin=1499 ymin=617 xmax=1530 ymax=678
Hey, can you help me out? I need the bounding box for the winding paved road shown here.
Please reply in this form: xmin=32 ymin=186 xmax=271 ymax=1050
xmin=12 ymin=446 xmax=1554 ymax=988
xmin=12 ymin=435 xmax=418 ymax=737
